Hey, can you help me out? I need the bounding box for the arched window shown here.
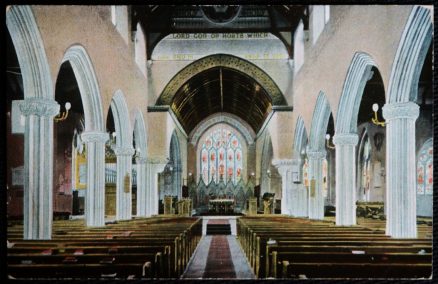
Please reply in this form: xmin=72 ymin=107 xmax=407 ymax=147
xmin=417 ymin=139 xmax=433 ymax=195
xmin=200 ymin=127 xmax=243 ymax=185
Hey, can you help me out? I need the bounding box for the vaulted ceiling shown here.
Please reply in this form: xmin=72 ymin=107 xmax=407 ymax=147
xmin=171 ymin=67 xmax=272 ymax=134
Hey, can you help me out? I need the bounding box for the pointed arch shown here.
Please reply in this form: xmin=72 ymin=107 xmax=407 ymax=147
xmin=110 ymin=90 xmax=132 ymax=148
xmin=190 ymin=113 xmax=255 ymax=147
xmin=133 ymin=109 xmax=147 ymax=158
xmin=336 ymin=52 xmax=377 ymax=134
xmin=157 ymin=54 xmax=286 ymax=106
xmin=62 ymin=45 xmax=104 ymax=132
xmin=293 ymin=115 xmax=308 ymax=157
xmin=387 ymin=6 xmax=432 ymax=103
xmin=309 ymin=92 xmax=332 ymax=151
xmin=261 ymin=131 xmax=274 ymax=194
xmin=6 ymin=5 xmax=53 ymax=99
xmin=170 ymin=130 xmax=182 ymax=198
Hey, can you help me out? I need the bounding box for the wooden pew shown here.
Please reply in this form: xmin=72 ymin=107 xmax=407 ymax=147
xmin=237 ymin=216 xmax=432 ymax=279
xmin=7 ymin=217 xmax=202 ymax=279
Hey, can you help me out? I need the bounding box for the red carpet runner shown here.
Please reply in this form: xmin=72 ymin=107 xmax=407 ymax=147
xmin=202 ymin=236 xmax=236 ymax=279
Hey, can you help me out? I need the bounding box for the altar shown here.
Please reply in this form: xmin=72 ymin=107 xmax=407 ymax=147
xmin=208 ymin=199 xmax=234 ymax=214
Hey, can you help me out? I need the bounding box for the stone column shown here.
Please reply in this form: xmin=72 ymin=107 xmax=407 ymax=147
xmin=81 ymin=131 xmax=108 ymax=227
xmin=114 ymin=147 xmax=135 ymax=220
xmin=272 ymin=159 xmax=294 ymax=215
xmin=19 ymin=98 xmax=59 ymax=239
xmin=333 ymin=133 xmax=358 ymax=226
xmin=307 ymin=150 xmax=326 ymax=220
xmin=135 ymin=157 xmax=148 ymax=217
xmin=289 ymin=158 xmax=308 ymax=217
xmin=295 ymin=183 xmax=308 ymax=217
xmin=146 ymin=159 xmax=167 ymax=216
xmin=383 ymin=102 xmax=419 ymax=238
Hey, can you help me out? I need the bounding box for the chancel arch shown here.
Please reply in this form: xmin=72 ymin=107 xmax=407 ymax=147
xmin=157 ymin=54 xmax=286 ymax=108
xmin=382 ymin=5 xmax=432 ymax=238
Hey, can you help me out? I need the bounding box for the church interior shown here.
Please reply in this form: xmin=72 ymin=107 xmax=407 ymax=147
xmin=5 ymin=5 xmax=434 ymax=280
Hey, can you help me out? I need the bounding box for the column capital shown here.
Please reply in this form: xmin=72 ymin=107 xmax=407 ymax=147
xmin=114 ymin=147 xmax=135 ymax=156
xmin=306 ymin=150 xmax=326 ymax=160
xmin=135 ymin=157 xmax=148 ymax=164
xmin=333 ymin=133 xmax=358 ymax=146
xmin=81 ymin=131 xmax=109 ymax=143
xmin=382 ymin=102 xmax=419 ymax=121
xmin=272 ymin=159 xmax=294 ymax=176
xmin=272 ymin=159 xmax=294 ymax=167
xmin=19 ymin=98 xmax=60 ymax=117
xmin=147 ymin=157 xmax=168 ymax=165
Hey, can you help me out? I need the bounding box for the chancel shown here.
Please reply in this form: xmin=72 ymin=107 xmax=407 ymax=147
xmin=6 ymin=4 xmax=434 ymax=280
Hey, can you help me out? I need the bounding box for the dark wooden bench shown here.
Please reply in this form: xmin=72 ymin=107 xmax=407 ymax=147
xmin=7 ymin=217 xmax=202 ymax=279
xmin=237 ymin=217 xmax=432 ymax=279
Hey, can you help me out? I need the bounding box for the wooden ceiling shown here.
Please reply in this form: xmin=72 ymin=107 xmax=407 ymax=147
xmin=171 ymin=67 xmax=272 ymax=134
xmin=132 ymin=5 xmax=307 ymax=59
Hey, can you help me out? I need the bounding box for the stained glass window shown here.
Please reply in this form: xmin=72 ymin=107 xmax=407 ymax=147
xmin=417 ymin=139 xmax=433 ymax=195
xmin=200 ymin=128 xmax=243 ymax=184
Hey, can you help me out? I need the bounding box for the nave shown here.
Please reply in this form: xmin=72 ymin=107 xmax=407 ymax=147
xmin=5 ymin=4 xmax=434 ymax=281
xmin=7 ymin=215 xmax=432 ymax=280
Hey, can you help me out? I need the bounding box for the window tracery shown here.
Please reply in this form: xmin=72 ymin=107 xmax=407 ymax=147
xmin=200 ymin=128 xmax=243 ymax=184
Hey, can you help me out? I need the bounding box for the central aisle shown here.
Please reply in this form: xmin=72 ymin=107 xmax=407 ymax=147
xmin=182 ymin=235 xmax=255 ymax=279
